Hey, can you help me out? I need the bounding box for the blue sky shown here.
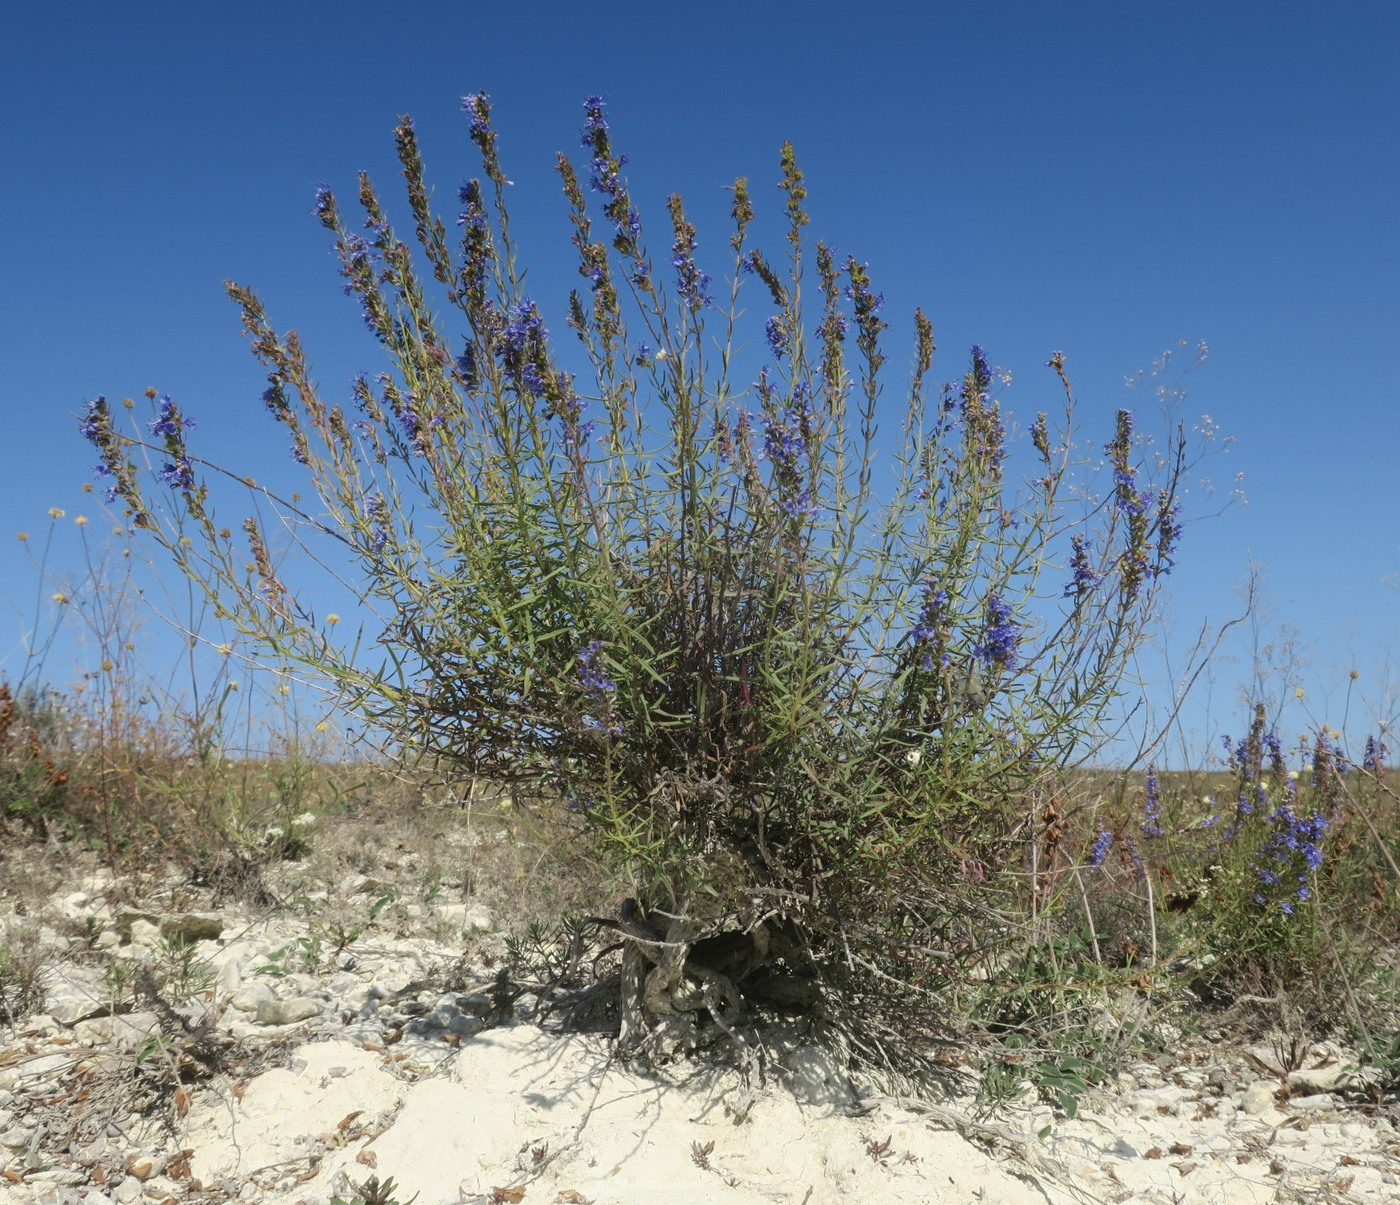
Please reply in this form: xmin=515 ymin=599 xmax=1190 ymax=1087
xmin=3 ymin=1 xmax=1396 ymax=766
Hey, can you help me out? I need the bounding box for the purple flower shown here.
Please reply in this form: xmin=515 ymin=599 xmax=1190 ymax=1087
xmin=520 ymin=363 xmax=547 ymax=399
xmin=1142 ymin=767 xmax=1163 ymax=837
xmin=580 ymin=95 xmax=609 ymax=143
xmin=501 ymin=297 xmax=547 ymax=357
xmin=911 ymin=584 xmax=948 ymax=645
xmin=972 ymin=593 xmax=1019 ymax=670
xmin=457 ymin=181 xmax=488 ymax=231
xmin=578 ymin=640 xmax=616 ymax=693
xmin=314 ymin=183 xmax=336 ymax=228
xmin=672 ymin=249 xmax=711 ymax=310
xmin=158 ymin=456 xmax=195 ymax=490
xmin=460 ymin=92 xmax=492 ymax=139
xmin=149 ymin=395 xmax=195 ymax=438
xmin=366 ymin=492 xmax=392 ymax=554
xmin=79 ymin=397 xmax=108 ymax=445
xmin=1088 ymin=828 xmax=1114 ymax=867
xmin=764 ymin=316 xmax=791 ymax=360
xmin=1064 ymin=534 xmax=1102 ymax=598
xmin=1364 ymin=735 xmax=1388 ymax=774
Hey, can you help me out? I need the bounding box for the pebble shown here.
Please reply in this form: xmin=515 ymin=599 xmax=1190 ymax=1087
xmin=1241 ymin=1078 xmax=1280 ymax=1116
xmin=254 ymin=996 xmax=324 ymax=1025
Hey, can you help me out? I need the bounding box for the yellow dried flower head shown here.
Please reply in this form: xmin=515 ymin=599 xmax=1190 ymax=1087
xmin=51 ymin=592 xmax=68 ymax=604
xmin=315 ymin=721 xmax=331 ymax=733
xmin=48 ymin=507 xmax=65 ymax=519
xmin=74 ymin=514 xmax=88 ymax=526
xmin=326 ymin=613 xmax=341 ymax=625
xmin=215 ymin=643 xmax=232 ymax=656
xmin=17 ymin=532 xmax=27 ymax=542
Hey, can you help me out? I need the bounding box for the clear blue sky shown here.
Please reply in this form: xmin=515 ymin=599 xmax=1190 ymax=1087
xmin=3 ymin=0 xmax=1396 ymax=766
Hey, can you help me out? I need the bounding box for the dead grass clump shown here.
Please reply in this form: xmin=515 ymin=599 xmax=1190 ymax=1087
xmin=0 ymin=921 xmax=48 ymax=1025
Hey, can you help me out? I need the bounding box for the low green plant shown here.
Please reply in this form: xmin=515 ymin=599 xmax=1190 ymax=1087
xmin=256 ymin=933 xmax=325 ymax=978
xmin=331 ymin=1175 xmax=416 ymax=1205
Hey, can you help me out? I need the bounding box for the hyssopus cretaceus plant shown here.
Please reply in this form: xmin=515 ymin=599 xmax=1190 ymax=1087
xmin=82 ymin=93 xmax=1220 ymax=1071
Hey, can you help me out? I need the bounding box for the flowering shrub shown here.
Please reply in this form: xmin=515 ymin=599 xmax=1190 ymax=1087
xmin=81 ymin=94 xmax=1212 ymax=1064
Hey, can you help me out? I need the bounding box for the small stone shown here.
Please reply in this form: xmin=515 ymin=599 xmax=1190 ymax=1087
xmin=114 ymin=1177 xmax=143 ymax=1204
xmin=254 ymin=996 xmax=324 ymax=1025
xmin=128 ymin=919 xmax=162 ymax=948
xmin=160 ymin=914 xmax=223 ymax=944
xmin=1 ymin=1125 xmax=34 ymax=1151
xmin=231 ymin=982 xmax=277 ymax=1013
xmin=447 ymin=1014 xmax=485 ymax=1038
xmin=73 ymin=1011 xmax=160 ymax=1049
xmin=1241 ymin=1079 xmax=1279 ymax=1116
xmin=1288 ymin=1065 xmax=1369 ymax=1095
xmin=435 ymin=902 xmax=492 ymax=933
xmin=458 ymin=993 xmax=495 ymax=1018
xmin=1287 ymin=1092 xmax=1336 ymax=1112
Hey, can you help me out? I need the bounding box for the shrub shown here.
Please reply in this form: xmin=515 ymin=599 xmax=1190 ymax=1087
xmin=81 ymin=94 xmax=1215 ymax=1072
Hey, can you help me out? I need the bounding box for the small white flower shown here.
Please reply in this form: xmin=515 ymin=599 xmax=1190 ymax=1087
xmin=654 ymin=348 xmax=668 ymax=362
xmin=904 ymin=749 xmax=923 ymax=768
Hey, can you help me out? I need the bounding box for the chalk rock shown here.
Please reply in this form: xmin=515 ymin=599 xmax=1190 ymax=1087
xmin=1288 ymin=1064 xmax=1371 ymax=1095
xmin=254 ymin=995 xmax=324 ymax=1025
xmin=1241 ymin=1078 xmax=1280 ymax=1116
xmin=231 ymin=981 xmax=277 ymax=1013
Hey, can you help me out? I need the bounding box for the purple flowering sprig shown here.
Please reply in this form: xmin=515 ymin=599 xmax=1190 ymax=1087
xmin=843 ymin=256 xmax=886 ymax=385
xmin=1064 ymin=534 xmax=1103 ymax=599
xmin=960 ymin=346 xmax=1006 ymax=476
xmin=146 ymin=394 xmax=204 ymax=508
xmin=1363 ymin=734 xmax=1389 ymax=780
xmin=910 ymin=582 xmax=949 ymax=673
xmin=365 ymin=491 xmax=393 ymax=556
xmin=576 ymin=640 xmax=622 ymax=736
xmin=579 ymin=95 xmax=641 ymax=256
xmin=667 ymin=193 xmax=711 ymax=312
xmin=971 ymin=592 xmax=1019 ymax=671
xmin=1250 ymin=802 xmax=1328 ymax=916
xmin=1142 ymin=766 xmax=1164 ymax=837
xmin=80 ymin=395 xmax=149 ymax=524
xmin=1088 ymin=827 xmax=1114 ymax=867
xmin=756 ymin=374 xmax=817 ymax=519
xmin=460 ymin=92 xmax=507 ymax=189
